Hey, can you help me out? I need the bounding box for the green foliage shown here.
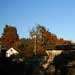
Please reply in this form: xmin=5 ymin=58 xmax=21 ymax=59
xmin=17 ymin=49 xmax=25 ymax=58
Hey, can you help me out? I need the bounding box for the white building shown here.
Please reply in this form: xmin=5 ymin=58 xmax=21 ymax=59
xmin=6 ymin=48 xmax=19 ymax=57
xmin=42 ymin=50 xmax=63 ymax=69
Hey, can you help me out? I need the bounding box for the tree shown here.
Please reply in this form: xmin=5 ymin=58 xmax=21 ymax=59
xmin=30 ymin=25 xmax=58 ymax=55
xmin=30 ymin=25 xmax=47 ymax=54
xmin=56 ymin=38 xmax=72 ymax=45
xmin=42 ymin=31 xmax=57 ymax=47
xmin=30 ymin=24 xmax=46 ymax=40
xmin=1 ymin=25 xmax=19 ymax=49
xmin=13 ymin=38 xmax=34 ymax=58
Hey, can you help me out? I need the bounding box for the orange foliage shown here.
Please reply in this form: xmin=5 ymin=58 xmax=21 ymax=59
xmin=1 ymin=25 xmax=19 ymax=49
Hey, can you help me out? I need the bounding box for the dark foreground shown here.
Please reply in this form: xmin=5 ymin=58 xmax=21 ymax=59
xmin=0 ymin=49 xmax=75 ymax=75
xmin=0 ymin=56 xmax=75 ymax=75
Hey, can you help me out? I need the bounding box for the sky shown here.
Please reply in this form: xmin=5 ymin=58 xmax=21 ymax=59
xmin=0 ymin=0 xmax=75 ymax=42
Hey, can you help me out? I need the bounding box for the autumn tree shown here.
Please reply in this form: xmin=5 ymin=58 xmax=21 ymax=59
xmin=42 ymin=31 xmax=58 ymax=47
xmin=20 ymin=38 xmax=34 ymax=57
xmin=56 ymin=38 xmax=72 ymax=45
xmin=1 ymin=25 xmax=19 ymax=49
xmin=30 ymin=25 xmax=58 ymax=55
xmin=64 ymin=40 xmax=72 ymax=45
xmin=13 ymin=38 xmax=34 ymax=58
xmin=30 ymin=25 xmax=47 ymax=54
xmin=30 ymin=25 xmax=47 ymax=39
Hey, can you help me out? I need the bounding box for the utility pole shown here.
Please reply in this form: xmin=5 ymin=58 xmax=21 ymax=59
xmin=0 ymin=42 xmax=1 ymax=49
xmin=33 ymin=35 xmax=37 ymax=55
xmin=0 ymin=41 xmax=2 ymax=53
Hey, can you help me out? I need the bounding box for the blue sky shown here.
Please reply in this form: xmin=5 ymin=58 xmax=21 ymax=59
xmin=0 ymin=0 xmax=75 ymax=42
